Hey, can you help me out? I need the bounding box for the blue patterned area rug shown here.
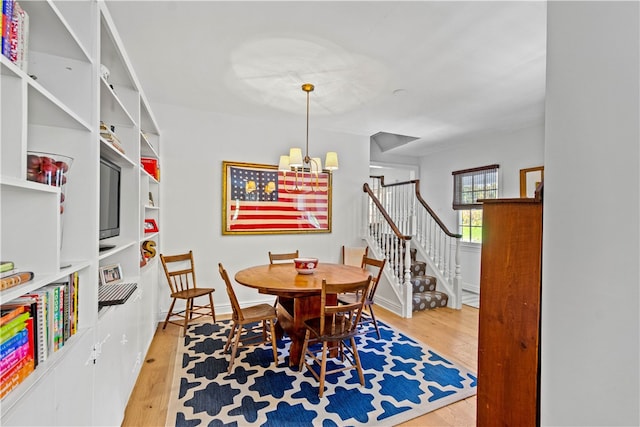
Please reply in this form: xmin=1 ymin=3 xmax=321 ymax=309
xmin=167 ymin=319 xmax=477 ymax=426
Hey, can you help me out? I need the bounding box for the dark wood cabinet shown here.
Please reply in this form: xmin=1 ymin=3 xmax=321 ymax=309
xmin=477 ymin=198 xmax=542 ymax=426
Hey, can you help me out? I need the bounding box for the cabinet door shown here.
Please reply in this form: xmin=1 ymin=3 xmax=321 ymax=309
xmin=93 ymin=307 xmax=126 ymax=426
xmin=54 ymin=330 xmax=95 ymax=426
xmin=1 ymin=371 xmax=56 ymax=426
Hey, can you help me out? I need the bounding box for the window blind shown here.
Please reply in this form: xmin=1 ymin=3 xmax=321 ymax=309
xmin=452 ymin=164 xmax=499 ymax=210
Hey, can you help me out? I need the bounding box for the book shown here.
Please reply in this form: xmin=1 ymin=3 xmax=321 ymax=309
xmin=23 ymin=316 xmax=34 ymax=366
xmin=71 ymin=272 xmax=78 ymax=335
xmin=0 ymin=261 xmax=14 ymax=273
xmin=0 ymin=356 xmax=33 ymax=399
xmin=4 ymin=297 xmax=38 ymax=366
xmin=0 ymin=328 xmax=27 ymax=359
xmin=0 ymin=271 xmax=34 ymax=290
xmin=1 ymin=0 xmax=13 ymax=59
xmin=24 ymin=289 xmax=48 ymax=363
xmin=0 ymin=305 xmax=25 ymax=326
xmin=0 ymin=351 xmax=30 ymax=382
xmin=63 ymin=280 xmax=70 ymax=341
xmin=0 ymin=311 xmax=29 ymax=342
xmin=9 ymin=1 xmax=28 ymax=71
xmin=0 ymin=339 xmax=29 ymax=373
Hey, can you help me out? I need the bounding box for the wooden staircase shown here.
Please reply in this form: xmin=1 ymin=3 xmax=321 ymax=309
xmin=363 ymin=177 xmax=462 ymax=317
xmin=409 ymin=248 xmax=449 ymax=312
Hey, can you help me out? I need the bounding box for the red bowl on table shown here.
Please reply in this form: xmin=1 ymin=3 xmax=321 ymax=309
xmin=294 ymin=258 xmax=318 ymax=275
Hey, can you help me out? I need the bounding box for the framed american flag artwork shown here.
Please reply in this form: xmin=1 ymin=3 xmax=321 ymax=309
xmin=222 ymin=161 xmax=332 ymax=235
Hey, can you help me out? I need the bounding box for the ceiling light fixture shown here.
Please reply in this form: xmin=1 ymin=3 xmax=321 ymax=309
xmin=278 ymin=83 xmax=338 ymax=192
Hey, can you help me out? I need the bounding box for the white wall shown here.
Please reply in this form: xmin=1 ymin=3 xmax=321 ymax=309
xmin=542 ymin=2 xmax=639 ymax=425
xmin=154 ymin=103 xmax=370 ymax=313
xmin=417 ymin=124 xmax=545 ymax=292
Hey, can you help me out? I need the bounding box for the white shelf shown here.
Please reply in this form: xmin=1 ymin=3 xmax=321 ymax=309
xmin=0 ymin=1 xmax=161 ymax=424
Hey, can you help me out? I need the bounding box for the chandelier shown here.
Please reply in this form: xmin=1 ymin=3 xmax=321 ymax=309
xmin=278 ymin=83 xmax=338 ymax=192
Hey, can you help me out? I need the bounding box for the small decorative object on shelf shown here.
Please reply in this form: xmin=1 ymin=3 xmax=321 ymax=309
xmin=142 ymin=240 xmax=156 ymax=258
xmin=99 ymin=121 xmax=125 ymax=154
xmin=100 ymin=63 xmax=110 ymax=81
xmin=141 ymin=157 xmax=159 ymax=181
xmin=144 ymin=219 xmax=158 ymax=233
xmin=0 ymin=271 xmax=34 ymax=290
xmin=26 ymin=151 xmax=73 ymax=214
xmin=148 ymin=191 xmax=154 ymax=207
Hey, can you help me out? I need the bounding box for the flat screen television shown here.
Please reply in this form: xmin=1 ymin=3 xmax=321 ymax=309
xmin=99 ymin=157 xmax=121 ymax=248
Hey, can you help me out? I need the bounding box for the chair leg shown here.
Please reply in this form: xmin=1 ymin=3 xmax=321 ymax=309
xmin=225 ymin=323 xmax=238 ymax=353
xmin=228 ymin=323 xmax=244 ymax=373
xmin=299 ymin=330 xmax=311 ymax=372
xmin=208 ymin=293 xmax=216 ymax=322
xmin=163 ymin=299 xmax=177 ymax=330
xmin=368 ymin=305 xmax=380 ymax=339
xmin=269 ymin=319 xmax=278 ymax=366
xmin=318 ymin=341 xmax=329 ymax=397
xmin=350 ymin=337 xmax=365 ymax=386
xmin=182 ymin=298 xmax=192 ymax=336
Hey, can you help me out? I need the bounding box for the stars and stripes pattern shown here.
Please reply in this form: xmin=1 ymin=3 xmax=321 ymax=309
xmin=227 ymin=166 xmax=330 ymax=232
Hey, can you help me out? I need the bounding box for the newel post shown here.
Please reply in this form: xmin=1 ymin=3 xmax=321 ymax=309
xmin=403 ymin=237 xmax=413 ymax=318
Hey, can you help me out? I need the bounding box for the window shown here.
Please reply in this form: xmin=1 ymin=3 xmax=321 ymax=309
xmin=452 ymin=164 xmax=499 ymax=243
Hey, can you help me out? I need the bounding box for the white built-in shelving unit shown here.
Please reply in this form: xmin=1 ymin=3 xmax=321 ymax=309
xmin=0 ymin=1 xmax=161 ymax=425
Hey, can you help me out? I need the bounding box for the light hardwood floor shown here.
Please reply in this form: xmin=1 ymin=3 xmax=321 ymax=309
xmin=122 ymin=305 xmax=479 ymax=427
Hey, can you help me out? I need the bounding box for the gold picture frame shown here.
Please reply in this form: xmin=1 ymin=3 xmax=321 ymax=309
xmin=222 ymin=160 xmax=332 ymax=235
xmin=520 ymin=166 xmax=544 ymax=198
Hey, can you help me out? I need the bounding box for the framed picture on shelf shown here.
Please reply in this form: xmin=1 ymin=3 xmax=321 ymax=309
xmin=144 ymin=218 xmax=159 ymax=233
xmin=99 ymin=264 xmax=123 ymax=286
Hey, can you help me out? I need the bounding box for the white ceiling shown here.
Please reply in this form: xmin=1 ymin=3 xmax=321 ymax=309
xmin=105 ymin=1 xmax=547 ymax=156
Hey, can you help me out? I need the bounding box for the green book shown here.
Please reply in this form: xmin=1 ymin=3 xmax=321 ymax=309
xmin=0 ymin=312 xmax=30 ymax=343
xmin=0 ymin=261 xmax=15 ymax=273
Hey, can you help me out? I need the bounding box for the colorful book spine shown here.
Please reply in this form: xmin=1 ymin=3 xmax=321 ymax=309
xmin=0 ymin=357 xmax=33 ymax=399
xmin=71 ymin=272 xmax=78 ymax=335
xmin=1 ymin=0 xmax=14 ymax=58
xmin=0 ymin=340 xmax=29 ymax=373
xmin=0 ymin=328 xmax=27 ymax=359
xmin=23 ymin=316 xmax=34 ymax=365
xmin=0 ymin=352 xmax=30 ymax=383
xmin=8 ymin=1 xmax=26 ymax=71
xmin=27 ymin=290 xmax=48 ymax=363
xmin=51 ymin=285 xmax=60 ymax=351
xmin=58 ymin=285 xmax=69 ymax=349
xmin=0 ymin=311 xmax=29 ymax=342
xmin=0 ymin=305 xmax=25 ymax=326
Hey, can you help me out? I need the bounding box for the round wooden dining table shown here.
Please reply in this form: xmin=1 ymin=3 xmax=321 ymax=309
xmin=235 ymin=262 xmax=370 ymax=367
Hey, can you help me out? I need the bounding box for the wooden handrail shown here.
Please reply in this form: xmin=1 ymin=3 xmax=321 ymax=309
xmin=362 ymin=183 xmax=411 ymax=242
xmin=414 ymin=182 xmax=462 ymax=238
xmin=370 ymin=177 xmax=461 ymax=238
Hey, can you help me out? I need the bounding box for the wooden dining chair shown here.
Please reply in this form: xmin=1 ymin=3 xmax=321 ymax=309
xmin=218 ymin=263 xmax=279 ymax=373
xmin=298 ymin=275 xmax=372 ymax=397
xmin=342 ymin=245 xmax=368 ymax=267
xmin=337 ymin=256 xmax=387 ymax=339
xmin=268 ymin=250 xmax=299 ymax=264
xmin=159 ymin=250 xmax=216 ymax=336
